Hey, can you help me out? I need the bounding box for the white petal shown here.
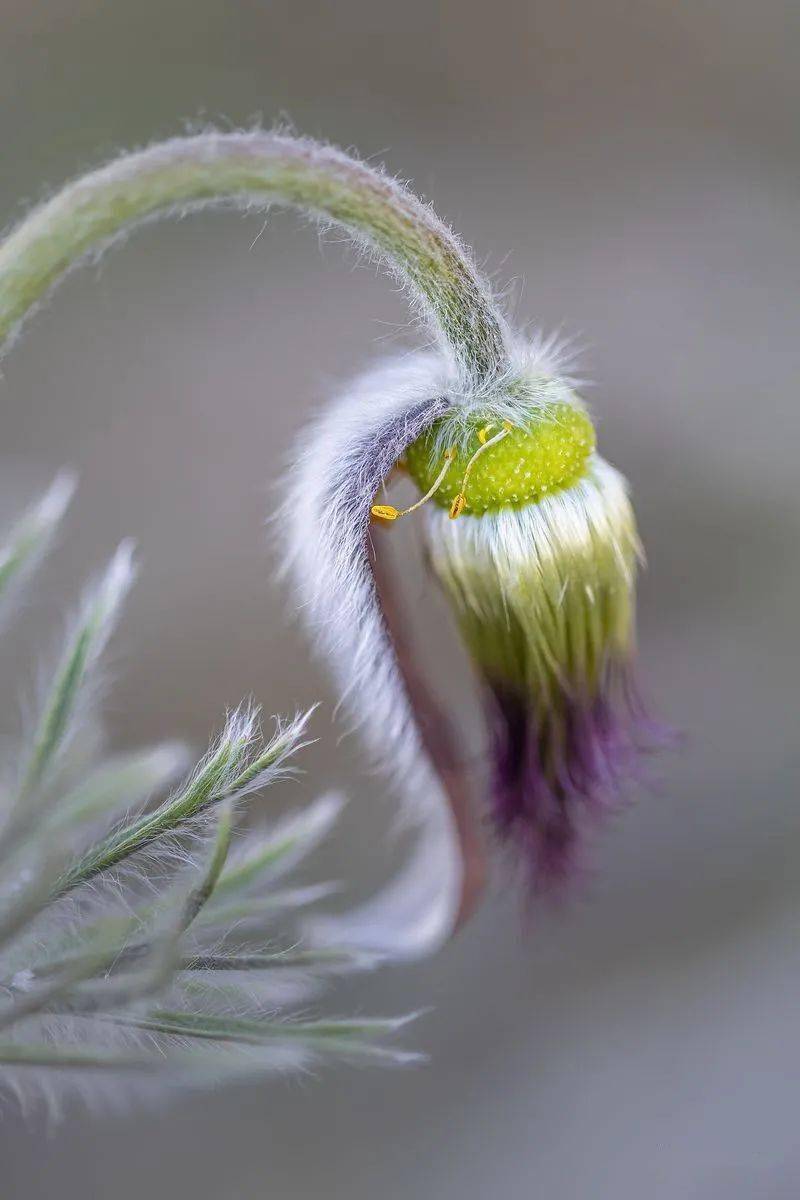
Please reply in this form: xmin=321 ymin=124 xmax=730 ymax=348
xmin=280 ymin=353 xmax=464 ymax=958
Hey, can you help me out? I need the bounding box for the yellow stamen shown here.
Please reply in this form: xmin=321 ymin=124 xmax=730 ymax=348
xmin=449 ymin=423 xmax=514 ymax=519
xmin=370 ymin=449 xmax=456 ymax=524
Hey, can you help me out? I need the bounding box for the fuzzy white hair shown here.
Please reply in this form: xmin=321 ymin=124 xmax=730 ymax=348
xmin=424 ymin=455 xmax=636 ymax=584
xmin=280 ymin=352 xmax=467 ymax=957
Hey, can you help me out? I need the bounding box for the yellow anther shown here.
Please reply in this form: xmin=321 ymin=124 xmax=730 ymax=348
xmin=478 ymin=420 xmax=514 ymax=444
xmin=453 ymin=424 xmax=513 ymax=515
xmin=371 ymin=448 xmax=456 ymax=526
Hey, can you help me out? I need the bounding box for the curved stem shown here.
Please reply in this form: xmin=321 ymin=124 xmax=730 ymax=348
xmin=0 ymin=130 xmax=511 ymax=385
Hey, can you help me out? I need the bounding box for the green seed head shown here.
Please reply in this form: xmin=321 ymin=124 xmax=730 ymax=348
xmin=404 ymin=401 xmax=596 ymax=515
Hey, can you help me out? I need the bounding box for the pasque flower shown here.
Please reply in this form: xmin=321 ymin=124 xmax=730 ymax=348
xmin=0 ymin=129 xmax=660 ymax=964
xmin=403 ymin=391 xmax=643 ymax=878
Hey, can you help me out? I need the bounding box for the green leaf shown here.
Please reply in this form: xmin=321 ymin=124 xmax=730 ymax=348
xmin=0 ymin=473 xmax=74 ymax=618
xmin=208 ymin=791 xmax=344 ymax=902
xmin=14 ymin=541 xmax=136 ymax=807
xmin=51 ymin=707 xmax=312 ymax=899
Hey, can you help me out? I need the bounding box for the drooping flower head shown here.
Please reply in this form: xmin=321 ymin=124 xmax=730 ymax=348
xmin=0 ymin=129 xmax=663 ymax=962
xmin=402 ymin=387 xmax=643 ymax=889
xmin=284 ymin=340 xmax=657 ymax=950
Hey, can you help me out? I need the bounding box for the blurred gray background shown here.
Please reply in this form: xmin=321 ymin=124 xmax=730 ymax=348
xmin=1 ymin=1 xmax=799 ymax=1196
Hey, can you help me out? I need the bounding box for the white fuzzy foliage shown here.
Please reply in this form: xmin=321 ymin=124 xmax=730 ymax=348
xmin=0 ymin=480 xmax=418 ymax=1115
xmin=0 ymin=472 xmax=76 ymax=629
xmin=281 ymin=352 xmax=465 ymax=957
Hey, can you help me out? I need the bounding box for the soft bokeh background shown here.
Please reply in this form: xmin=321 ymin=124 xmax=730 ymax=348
xmin=2 ymin=2 xmax=799 ymax=1196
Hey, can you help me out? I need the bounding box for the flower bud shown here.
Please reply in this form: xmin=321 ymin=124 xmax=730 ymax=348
xmin=406 ymin=397 xmax=650 ymax=888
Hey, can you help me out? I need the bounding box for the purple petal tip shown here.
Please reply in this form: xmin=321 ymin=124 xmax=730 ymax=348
xmin=487 ymin=672 xmax=671 ymax=894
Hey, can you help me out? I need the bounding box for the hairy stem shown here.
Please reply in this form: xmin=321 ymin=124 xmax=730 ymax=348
xmin=0 ymin=130 xmax=511 ymax=385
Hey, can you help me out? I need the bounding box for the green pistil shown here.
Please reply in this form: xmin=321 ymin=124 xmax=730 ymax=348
xmin=404 ymin=402 xmax=596 ymax=515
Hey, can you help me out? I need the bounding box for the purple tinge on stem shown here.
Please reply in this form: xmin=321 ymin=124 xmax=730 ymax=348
xmin=487 ymin=670 xmax=667 ymax=892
